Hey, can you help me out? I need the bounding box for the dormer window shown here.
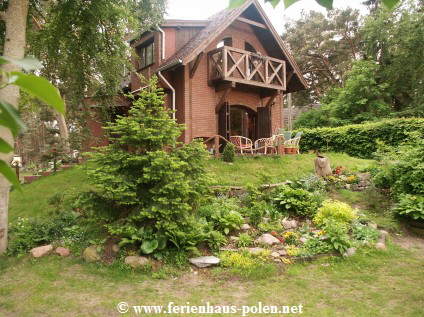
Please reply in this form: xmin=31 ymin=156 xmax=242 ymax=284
xmin=138 ymin=40 xmax=155 ymax=69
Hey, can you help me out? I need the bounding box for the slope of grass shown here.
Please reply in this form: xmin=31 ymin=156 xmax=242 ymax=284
xmin=8 ymin=153 xmax=373 ymax=223
xmin=9 ymin=166 xmax=89 ymax=222
xmin=205 ymin=152 xmax=374 ymax=186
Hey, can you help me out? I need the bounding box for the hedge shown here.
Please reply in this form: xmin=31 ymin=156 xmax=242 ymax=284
xmin=298 ymin=118 xmax=424 ymax=159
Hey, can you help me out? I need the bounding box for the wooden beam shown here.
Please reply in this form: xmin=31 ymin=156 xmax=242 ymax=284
xmin=286 ymin=71 xmax=295 ymax=84
xmin=237 ymin=17 xmax=267 ymax=29
xmin=265 ymin=90 xmax=280 ymax=108
xmin=189 ymin=52 xmax=204 ymax=79
xmin=215 ymin=88 xmax=232 ymax=114
xmin=215 ymin=81 xmax=236 ymax=92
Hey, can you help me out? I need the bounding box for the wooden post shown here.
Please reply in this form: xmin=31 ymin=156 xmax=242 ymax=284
xmin=214 ymin=135 xmax=219 ymax=159
xmin=277 ymin=136 xmax=281 ymax=156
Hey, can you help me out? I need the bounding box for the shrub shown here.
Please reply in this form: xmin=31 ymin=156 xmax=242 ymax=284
xmin=322 ymin=219 xmax=351 ymax=254
xmin=85 ymin=77 xmax=211 ymax=250
xmin=296 ymin=118 xmax=424 ymax=159
xmin=352 ymin=223 xmax=380 ymax=242
xmin=236 ymin=233 xmax=253 ymax=248
xmin=198 ymin=197 xmax=243 ymax=234
xmin=7 ymin=212 xmax=81 ymax=256
xmin=375 ymin=134 xmax=424 ymax=197
xmin=273 ymin=186 xmax=318 ymax=217
xmin=207 ymin=231 xmax=228 ymax=251
xmin=313 ymin=199 xmax=357 ymax=226
xmin=393 ymin=194 xmax=424 ymax=221
xmin=222 ymin=143 xmax=235 ymax=162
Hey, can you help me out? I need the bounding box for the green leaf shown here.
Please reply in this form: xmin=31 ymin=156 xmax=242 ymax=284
xmin=283 ymin=0 xmax=300 ymax=8
xmin=8 ymin=72 xmax=65 ymax=114
xmin=316 ymin=0 xmax=333 ymax=9
xmin=224 ymin=227 xmax=230 ymax=235
xmin=140 ymin=239 xmax=159 ymax=254
xmin=229 ymin=0 xmax=246 ymax=9
xmin=382 ymin=0 xmax=399 ymax=9
xmin=0 ymin=56 xmax=42 ymax=72
xmin=0 ymin=160 xmax=21 ymax=192
xmin=0 ymin=101 xmax=27 ymax=135
xmin=0 ymin=138 xmax=13 ymax=153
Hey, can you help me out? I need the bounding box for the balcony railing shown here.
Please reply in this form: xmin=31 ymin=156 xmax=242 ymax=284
xmin=208 ymin=46 xmax=286 ymax=90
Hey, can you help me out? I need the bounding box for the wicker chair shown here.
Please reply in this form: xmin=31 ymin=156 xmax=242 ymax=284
xmin=254 ymin=136 xmax=275 ymax=154
xmin=230 ymin=136 xmax=254 ymax=154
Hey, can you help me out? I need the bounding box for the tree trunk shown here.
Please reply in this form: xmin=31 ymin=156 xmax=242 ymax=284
xmin=55 ymin=110 xmax=70 ymax=153
xmin=314 ymin=157 xmax=332 ymax=177
xmin=0 ymin=0 xmax=29 ymax=254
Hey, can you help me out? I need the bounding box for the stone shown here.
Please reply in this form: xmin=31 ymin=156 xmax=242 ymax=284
xmin=55 ymin=247 xmax=70 ymax=257
xmin=124 ymin=256 xmax=149 ymax=268
xmin=189 ymin=256 xmax=220 ymax=268
xmin=270 ymin=252 xmax=280 ymax=258
xmin=282 ymin=219 xmax=293 ymax=230
xmin=229 ymin=236 xmax=238 ymax=242
xmin=111 ymin=244 xmax=120 ymax=253
xmin=290 ymin=220 xmax=298 ymax=228
xmin=379 ymin=230 xmax=389 ymax=239
xmin=240 ymin=224 xmax=251 ymax=231
xmin=299 ymin=237 xmax=307 ymax=244
xmin=375 ymin=242 xmax=387 ymax=251
xmin=343 ymin=247 xmax=357 ymax=257
xmin=30 ymin=245 xmax=53 ymax=258
xmin=278 ymin=249 xmax=288 ymax=256
xmin=262 ymin=217 xmax=270 ymax=223
xmin=248 ymin=247 xmax=266 ymax=255
xmin=254 ymin=233 xmax=280 ymax=246
xmin=83 ymin=245 xmax=101 ymax=263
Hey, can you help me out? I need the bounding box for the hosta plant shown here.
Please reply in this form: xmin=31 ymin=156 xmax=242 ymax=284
xmin=394 ymin=194 xmax=424 ymax=221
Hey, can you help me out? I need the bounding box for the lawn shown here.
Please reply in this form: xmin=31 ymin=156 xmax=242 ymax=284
xmin=205 ymin=152 xmax=372 ymax=186
xmin=0 ymin=242 xmax=423 ymax=317
xmin=9 ymin=153 xmax=373 ymax=222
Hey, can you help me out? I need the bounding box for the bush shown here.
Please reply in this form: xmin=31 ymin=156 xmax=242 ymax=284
xmin=296 ymin=118 xmax=424 ymax=159
xmin=313 ymin=199 xmax=357 ymax=226
xmin=393 ymin=194 xmax=424 ymax=221
xmin=236 ymin=233 xmax=253 ymax=248
xmin=222 ymin=143 xmax=235 ymax=162
xmin=198 ymin=197 xmax=244 ymax=235
xmin=7 ymin=212 xmax=81 ymax=256
xmin=373 ymin=133 xmax=424 ymax=199
xmin=273 ymin=186 xmax=318 ymax=217
xmin=86 ymin=77 xmax=211 ymax=250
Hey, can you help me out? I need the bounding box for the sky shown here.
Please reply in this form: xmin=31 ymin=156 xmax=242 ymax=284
xmin=165 ymin=0 xmax=368 ymax=34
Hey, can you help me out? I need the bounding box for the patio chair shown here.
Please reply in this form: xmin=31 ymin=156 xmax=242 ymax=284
xmin=254 ymin=136 xmax=275 ymax=154
xmin=230 ymin=136 xmax=254 ymax=154
xmin=291 ymin=132 xmax=303 ymax=154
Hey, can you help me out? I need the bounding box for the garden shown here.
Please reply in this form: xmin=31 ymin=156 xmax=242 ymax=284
xmin=1 ymin=77 xmax=423 ymax=316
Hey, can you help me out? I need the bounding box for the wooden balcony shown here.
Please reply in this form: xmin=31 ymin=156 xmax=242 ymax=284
xmin=208 ymin=46 xmax=286 ymax=91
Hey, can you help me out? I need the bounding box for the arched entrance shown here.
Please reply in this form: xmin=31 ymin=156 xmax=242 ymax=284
xmin=218 ymin=103 xmax=271 ymax=142
xmin=230 ymin=105 xmax=256 ymax=140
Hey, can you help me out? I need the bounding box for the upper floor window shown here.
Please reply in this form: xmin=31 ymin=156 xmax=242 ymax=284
xmin=217 ymin=37 xmax=232 ymax=48
xmin=245 ymin=42 xmax=257 ymax=53
xmin=138 ymin=40 xmax=154 ymax=69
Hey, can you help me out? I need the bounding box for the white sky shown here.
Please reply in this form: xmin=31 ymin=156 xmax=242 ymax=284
xmin=165 ymin=0 xmax=368 ymax=34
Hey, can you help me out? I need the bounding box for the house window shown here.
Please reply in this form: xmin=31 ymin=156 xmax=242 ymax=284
xmin=217 ymin=37 xmax=232 ymax=48
xmin=138 ymin=40 xmax=155 ymax=69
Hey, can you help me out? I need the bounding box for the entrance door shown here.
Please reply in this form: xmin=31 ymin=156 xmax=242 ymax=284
xmin=230 ymin=105 xmax=256 ymax=140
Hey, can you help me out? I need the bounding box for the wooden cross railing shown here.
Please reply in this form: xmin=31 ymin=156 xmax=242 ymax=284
xmin=208 ymin=46 xmax=286 ymax=90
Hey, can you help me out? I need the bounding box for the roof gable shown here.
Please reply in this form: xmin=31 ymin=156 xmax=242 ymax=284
xmin=160 ymin=0 xmax=307 ymax=92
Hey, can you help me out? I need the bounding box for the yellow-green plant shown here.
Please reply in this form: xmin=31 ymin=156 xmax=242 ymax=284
xmin=313 ymin=199 xmax=357 ymax=226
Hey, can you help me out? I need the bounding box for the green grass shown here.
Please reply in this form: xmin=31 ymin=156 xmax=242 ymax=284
xmin=9 ymin=153 xmax=373 ymax=223
xmin=9 ymin=166 xmax=89 ymax=222
xmin=205 ymin=153 xmax=373 ymax=186
xmin=0 ymin=243 xmax=423 ymax=316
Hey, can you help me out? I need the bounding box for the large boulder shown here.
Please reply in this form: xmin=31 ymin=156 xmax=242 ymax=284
xmin=255 ymin=233 xmax=280 ymax=246
xmin=189 ymin=256 xmax=220 ymax=268
xmin=83 ymin=245 xmax=101 ymax=263
xmin=30 ymin=245 xmax=53 ymax=258
xmin=124 ymin=256 xmax=149 ymax=268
